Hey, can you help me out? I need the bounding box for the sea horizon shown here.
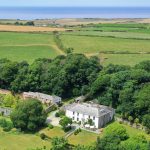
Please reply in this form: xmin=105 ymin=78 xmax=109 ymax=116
xmin=0 ymin=6 xmax=150 ymax=19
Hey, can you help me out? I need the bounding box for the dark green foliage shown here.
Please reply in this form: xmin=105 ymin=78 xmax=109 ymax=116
xmin=55 ymin=112 xmax=60 ymax=117
xmin=90 ymin=61 xmax=150 ymax=130
xmin=48 ymin=124 xmax=54 ymax=129
xmin=73 ymin=145 xmax=95 ymax=150
xmin=59 ymin=117 xmax=72 ymax=132
xmin=96 ymin=135 xmax=121 ymax=150
xmin=74 ymin=128 xmax=81 ymax=135
xmin=10 ymin=99 xmax=47 ymax=132
xmin=0 ymin=118 xmax=13 ymax=132
xmin=120 ymin=134 xmax=149 ymax=150
xmin=51 ymin=137 xmax=71 ymax=150
xmin=96 ymin=123 xmax=128 ymax=150
xmin=40 ymin=133 xmax=47 ymax=140
xmin=6 ymin=54 xmax=101 ymax=98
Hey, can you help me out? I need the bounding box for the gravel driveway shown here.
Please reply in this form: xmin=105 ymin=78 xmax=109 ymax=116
xmin=46 ymin=110 xmax=61 ymax=127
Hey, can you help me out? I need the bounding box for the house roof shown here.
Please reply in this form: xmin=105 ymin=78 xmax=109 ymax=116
xmin=65 ymin=103 xmax=114 ymax=117
xmin=23 ymin=92 xmax=61 ymax=103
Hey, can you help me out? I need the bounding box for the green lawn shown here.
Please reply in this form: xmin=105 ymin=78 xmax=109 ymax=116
xmin=40 ymin=127 xmax=65 ymax=138
xmin=68 ymin=130 xmax=99 ymax=146
xmin=0 ymin=129 xmax=51 ymax=150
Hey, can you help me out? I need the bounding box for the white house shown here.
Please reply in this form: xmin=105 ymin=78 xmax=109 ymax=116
xmin=65 ymin=103 xmax=114 ymax=129
xmin=23 ymin=92 xmax=61 ymax=105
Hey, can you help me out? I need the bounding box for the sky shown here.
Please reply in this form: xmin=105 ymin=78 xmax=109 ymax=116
xmin=1 ymin=0 xmax=150 ymax=7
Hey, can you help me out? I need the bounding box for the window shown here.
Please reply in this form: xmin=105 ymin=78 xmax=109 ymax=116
xmin=77 ymin=113 xmax=79 ymax=116
xmin=89 ymin=116 xmax=90 ymax=119
xmin=73 ymin=112 xmax=75 ymax=115
xmin=77 ymin=118 xmax=79 ymax=121
xmin=73 ymin=117 xmax=75 ymax=120
xmin=93 ymin=116 xmax=95 ymax=120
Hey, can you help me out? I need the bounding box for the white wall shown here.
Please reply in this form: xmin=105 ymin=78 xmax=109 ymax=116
xmin=66 ymin=110 xmax=99 ymax=128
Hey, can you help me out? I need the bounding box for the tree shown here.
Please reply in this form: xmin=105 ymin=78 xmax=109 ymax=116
xmin=104 ymin=123 xmax=128 ymax=141
xmin=96 ymin=135 xmax=121 ymax=150
xmin=51 ymin=137 xmax=70 ymax=150
xmin=59 ymin=117 xmax=72 ymax=131
xmin=120 ymin=134 xmax=149 ymax=150
xmin=10 ymin=99 xmax=47 ymax=132
xmin=128 ymin=116 xmax=133 ymax=123
xmin=2 ymin=94 xmax=17 ymax=108
xmin=134 ymin=118 xmax=139 ymax=127
xmin=142 ymin=114 xmax=150 ymax=132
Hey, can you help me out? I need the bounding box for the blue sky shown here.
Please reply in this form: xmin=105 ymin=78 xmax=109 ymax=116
xmin=1 ymin=0 xmax=150 ymax=7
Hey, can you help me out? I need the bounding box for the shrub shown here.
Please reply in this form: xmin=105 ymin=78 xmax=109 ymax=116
xmin=74 ymin=128 xmax=81 ymax=135
xmin=0 ymin=118 xmax=13 ymax=132
xmin=40 ymin=133 xmax=46 ymax=140
xmin=58 ymin=110 xmax=65 ymax=117
xmin=48 ymin=124 xmax=54 ymax=129
xmin=55 ymin=112 xmax=60 ymax=117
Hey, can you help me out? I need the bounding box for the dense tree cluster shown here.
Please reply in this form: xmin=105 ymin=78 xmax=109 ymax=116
xmin=0 ymin=55 xmax=149 ymax=131
xmin=90 ymin=61 xmax=150 ymax=131
xmin=0 ymin=54 xmax=101 ymax=98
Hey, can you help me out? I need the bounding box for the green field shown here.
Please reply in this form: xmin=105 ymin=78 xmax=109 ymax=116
xmin=0 ymin=32 xmax=60 ymax=63
xmin=0 ymin=129 xmax=51 ymax=150
xmin=61 ymin=35 xmax=150 ymax=53
xmin=100 ymin=53 xmax=150 ymax=66
xmin=0 ymin=121 xmax=149 ymax=150
xmin=0 ymin=23 xmax=150 ymax=66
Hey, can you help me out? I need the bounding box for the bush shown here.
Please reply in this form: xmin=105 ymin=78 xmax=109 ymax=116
xmin=58 ymin=110 xmax=65 ymax=117
xmin=0 ymin=118 xmax=13 ymax=132
xmin=74 ymin=128 xmax=81 ymax=135
xmin=48 ymin=124 xmax=54 ymax=129
xmin=64 ymin=126 xmax=71 ymax=132
xmin=55 ymin=112 xmax=60 ymax=117
xmin=40 ymin=133 xmax=46 ymax=140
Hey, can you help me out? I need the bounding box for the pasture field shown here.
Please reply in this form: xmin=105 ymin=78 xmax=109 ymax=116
xmin=63 ymin=31 xmax=150 ymax=40
xmin=0 ymin=22 xmax=150 ymax=66
xmin=61 ymin=34 xmax=150 ymax=53
xmin=0 ymin=32 xmax=60 ymax=63
xmin=99 ymin=53 xmax=150 ymax=66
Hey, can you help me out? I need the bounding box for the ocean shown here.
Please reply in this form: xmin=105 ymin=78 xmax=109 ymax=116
xmin=0 ymin=7 xmax=150 ymax=19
